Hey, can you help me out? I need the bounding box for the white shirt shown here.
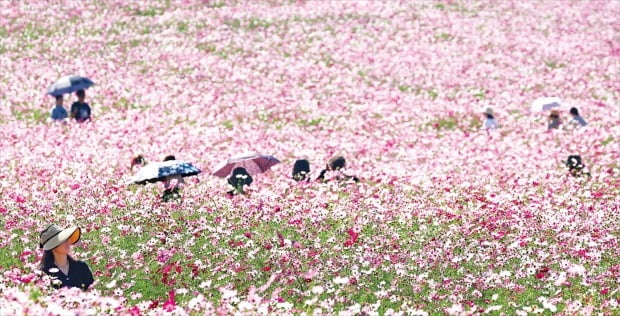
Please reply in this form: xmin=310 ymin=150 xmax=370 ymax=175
xmin=483 ymin=118 xmax=498 ymax=130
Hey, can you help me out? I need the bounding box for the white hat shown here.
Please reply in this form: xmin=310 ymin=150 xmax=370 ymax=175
xmin=39 ymin=225 xmax=81 ymax=251
xmin=484 ymin=107 xmax=494 ymax=115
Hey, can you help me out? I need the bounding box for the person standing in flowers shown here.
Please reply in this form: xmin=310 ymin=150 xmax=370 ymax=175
xmin=292 ymin=159 xmax=311 ymax=182
xmin=70 ymin=89 xmax=91 ymax=122
xmin=568 ymin=107 xmax=587 ymax=128
xmin=547 ymin=110 xmax=562 ymax=130
xmin=227 ymin=167 xmax=253 ymax=195
xmin=482 ymin=108 xmax=498 ymax=130
xmin=317 ymin=156 xmax=359 ymax=183
xmin=130 ymin=155 xmax=147 ymax=171
xmin=162 ymin=155 xmax=184 ymax=202
xmin=39 ymin=224 xmax=94 ymax=290
xmin=49 ymin=95 xmax=68 ymax=122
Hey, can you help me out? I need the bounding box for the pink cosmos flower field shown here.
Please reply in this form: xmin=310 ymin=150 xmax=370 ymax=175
xmin=1 ymin=0 xmax=619 ymax=314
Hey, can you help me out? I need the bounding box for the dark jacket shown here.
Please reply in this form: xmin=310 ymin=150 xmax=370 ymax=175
xmin=44 ymin=260 xmax=94 ymax=290
xmin=70 ymin=102 xmax=91 ymax=122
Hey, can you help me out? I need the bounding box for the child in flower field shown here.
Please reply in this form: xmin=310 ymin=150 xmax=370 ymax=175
xmin=292 ymin=159 xmax=311 ymax=182
xmin=547 ymin=110 xmax=562 ymax=130
xmin=227 ymin=167 xmax=253 ymax=195
xmin=49 ymin=95 xmax=68 ymax=122
xmin=317 ymin=156 xmax=359 ymax=183
xmin=568 ymin=107 xmax=588 ymax=128
xmin=39 ymin=224 xmax=94 ymax=290
xmin=162 ymin=155 xmax=183 ymax=202
xmin=130 ymin=155 xmax=146 ymax=171
xmin=70 ymin=89 xmax=91 ymax=122
xmin=482 ymin=108 xmax=498 ymax=130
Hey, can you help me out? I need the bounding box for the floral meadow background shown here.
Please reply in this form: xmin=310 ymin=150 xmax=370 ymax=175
xmin=0 ymin=0 xmax=619 ymax=315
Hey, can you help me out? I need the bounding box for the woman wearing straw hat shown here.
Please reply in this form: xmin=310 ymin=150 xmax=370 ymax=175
xmin=39 ymin=224 xmax=94 ymax=290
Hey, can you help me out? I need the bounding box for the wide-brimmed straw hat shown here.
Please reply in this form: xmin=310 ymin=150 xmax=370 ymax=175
xmin=39 ymin=225 xmax=81 ymax=251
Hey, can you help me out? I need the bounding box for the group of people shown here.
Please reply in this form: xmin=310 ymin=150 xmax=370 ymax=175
xmin=50 ymin=90 xmax=92 ymax=123
xmin=48 ymin=90 xmax=588 ymax=132
xmin=39 ymin=90 xmax=591 ymax=290
xmin=128 ymin=154 xmax=358 ymax=202
xmin=547 ymin=107 xmax=588 ymax=131
xmin=37 ymin=154 xmax=360 ymax=290
xmin=481 ymin=106 xmax=588 ymax=131
xmin=484 ymin=106 xmax=591 ymax=177
xmin=226 ymin=155 xmax=359 ymax=196
xmin=130 ymin=155 xmax=186 ymax=202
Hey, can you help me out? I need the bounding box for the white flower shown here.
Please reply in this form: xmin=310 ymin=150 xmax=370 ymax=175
xmin=406 ymin=309 xmax=428 ymax=316
xmin=568 ymin=264 xmax=586 ymax=276
xmin=220 ymin=288 xmax=237 ymax=300
xmin=333 ymin=276 xmax=349 ymax=285
xmin=486 ymin=305 xmax=502 ymax=312
xmin=311 ymin=286 xmax=324 ymax=294
xmin=238 ymin=301 xmax=253 ymax=311
xmin=538 ymin=297 xmax=557 ymax=313
xmin=445 ymin=304 xmax=463 ymax=315
xmin=105 ymin=280 xmax=117 ymax=288
xmin=554 ymin=272 xmax=567 ymax=286
xmin=188 ymin=297 xmax=201 ymax=310
xmin=276 ymin=302 xmax=293 ymax=310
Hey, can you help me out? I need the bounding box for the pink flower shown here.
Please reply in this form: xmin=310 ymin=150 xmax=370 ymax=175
xmin=163 ymin=291 xmax=176 ymax=312
xmin=344 ymin=228 xmax=360 ymax=247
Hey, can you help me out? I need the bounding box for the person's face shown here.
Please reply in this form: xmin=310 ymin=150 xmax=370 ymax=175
xmin=52 ymin=240 xmax=72 ymax=256
xmin=77 ymin=92 xmax=85 ymax=101
xmin=56 ymin=97 xmax=63 ymax=105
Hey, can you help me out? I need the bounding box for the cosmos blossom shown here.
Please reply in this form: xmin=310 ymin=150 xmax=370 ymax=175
xmin=0 ymin=0 xmax=618 ymax=314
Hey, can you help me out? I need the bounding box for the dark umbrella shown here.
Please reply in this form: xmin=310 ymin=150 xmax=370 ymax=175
xmin=47 ymin=75 xmax=95 ymax=96
xmin=212 ymin=152 xmax=279 ymax=177
xmin=129 ymin=160 xmax=201 ymax=185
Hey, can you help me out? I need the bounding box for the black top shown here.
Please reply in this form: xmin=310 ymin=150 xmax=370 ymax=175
xmin=228 ymin=168 xmax=253 ymax=188
xmin=70 ymin=102 xmax=91 ymax=122
xmin=45 ymin=260 xmax=94 ymax=290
